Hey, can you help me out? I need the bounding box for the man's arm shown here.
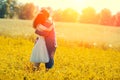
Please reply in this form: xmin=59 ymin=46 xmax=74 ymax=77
xmin=35 ymin=29 xmax=49 ymax=37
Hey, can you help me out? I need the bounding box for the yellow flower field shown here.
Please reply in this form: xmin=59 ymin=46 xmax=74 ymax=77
xmin=0 ymin=36 xmax=120 ymax=80
xmin=0 ymin=19 xmax=120 ymax=80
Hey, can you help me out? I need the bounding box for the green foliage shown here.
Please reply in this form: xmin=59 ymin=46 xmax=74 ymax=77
xmin=0 ymin=0 xmax=6 ymax=18
xmin=0 ymin=0 xmax=18 ymax=18
xmin=0 ymin=0 xmax=36 ymax=19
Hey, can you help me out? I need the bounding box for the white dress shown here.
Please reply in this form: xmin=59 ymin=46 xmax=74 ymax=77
xmin=30 ymin=35 xmax=49 ymax=63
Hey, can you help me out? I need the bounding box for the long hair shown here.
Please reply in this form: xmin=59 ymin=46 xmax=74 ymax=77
xmin=33 ymin=9 xmax=49 ymax=29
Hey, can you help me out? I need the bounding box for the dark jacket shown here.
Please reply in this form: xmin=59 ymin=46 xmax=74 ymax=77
xmin=35 ymin=21 xmax=57 ymax=58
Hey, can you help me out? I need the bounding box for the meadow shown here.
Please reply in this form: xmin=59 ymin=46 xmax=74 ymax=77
xmin=0 ymin=19 xmax=120 ymax=80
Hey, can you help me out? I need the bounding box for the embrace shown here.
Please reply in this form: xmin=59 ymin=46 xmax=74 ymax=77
xmin=30 ymin=8 xmax=57 ymax=71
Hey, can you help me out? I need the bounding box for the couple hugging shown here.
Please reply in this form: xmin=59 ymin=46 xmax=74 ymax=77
xmin=30 ymin=8 xmax=57 ymax=71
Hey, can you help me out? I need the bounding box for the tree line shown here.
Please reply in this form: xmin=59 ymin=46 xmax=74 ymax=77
xmin=0 ymin=0 xmax=120 ymax=26
xmin=0 ymin=0 xmax=37 ymax=19
xmin=53 ymin=8 xmax=120 ymax=26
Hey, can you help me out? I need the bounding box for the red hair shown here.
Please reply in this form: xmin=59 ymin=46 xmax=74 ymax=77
xmin=33 ymin=9 xmax=49 ymax=29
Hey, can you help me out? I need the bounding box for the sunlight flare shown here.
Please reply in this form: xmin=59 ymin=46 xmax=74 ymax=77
xmin=18 ymin=0 xmax=120 ymax=14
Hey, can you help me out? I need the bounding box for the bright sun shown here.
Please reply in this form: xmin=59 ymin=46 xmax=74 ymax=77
xmin=68 ymin=0 xmax=86 ymax=12
xmin=19 ymin=0 xmax=120 ymax=14
xmin=48 ymin=0 xmax=85 ymax=13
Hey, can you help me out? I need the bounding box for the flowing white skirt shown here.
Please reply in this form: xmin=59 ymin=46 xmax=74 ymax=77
xmin=30 ymin=36 xmax=49 ymax=63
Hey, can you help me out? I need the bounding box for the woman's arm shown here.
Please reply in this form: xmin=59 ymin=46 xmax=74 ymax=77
xmin=36 ymin=23 xmax=54 ymax=31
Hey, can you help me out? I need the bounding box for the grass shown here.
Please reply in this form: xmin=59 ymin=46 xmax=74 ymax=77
xmin=0 ymin=19 xmax=120 ymax=80
xmin=0 ymin=19 xmax=120 ymax=49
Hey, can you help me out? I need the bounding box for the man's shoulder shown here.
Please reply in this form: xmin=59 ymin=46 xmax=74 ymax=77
xmin=43 ymin=20 xmax=53 ymax=27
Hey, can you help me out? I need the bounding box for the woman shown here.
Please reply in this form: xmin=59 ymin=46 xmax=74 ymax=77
xmin=35 ymin=8 xmax=57 ymax=71
xmin=30 ymin=9 xmax=54 ymax=71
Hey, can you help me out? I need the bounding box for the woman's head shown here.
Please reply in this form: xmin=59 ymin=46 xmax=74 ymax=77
xmin=33 ymin=9 xmax=50 ymax=29
xmin=40 ymin=9 xmax=50 ymax=19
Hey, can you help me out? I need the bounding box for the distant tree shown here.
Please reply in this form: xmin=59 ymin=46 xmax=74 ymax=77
xmin=5 ymin=0 xmax=11 ymax=18
xmin=108 ymin=15 xmax=115 ymax=26
xmin=0 ymin=0 xmax=19 ymax=18
xmin=80 ymin=7 xmax=97 ymax=24
xmin=18 ymin=3 xmax=36 ymax=20
xmin=95 ymin=13 xmax=101 ymax=24
xmin=4 ymin=0 xmax=18 ymax=18
xmin=114 ymin=12 xmax=120 ymax=26
xmin=53 ymin=9 xmax=63 ymax=22
xmin=0 ymin=0 xmax=6 ymax=18
xmin=62 ymin=8 xmax=79 ymax=22
xmin=99 ymin=8 xmax=112 ymax=25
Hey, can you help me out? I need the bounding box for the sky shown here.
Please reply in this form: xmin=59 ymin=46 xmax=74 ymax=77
xmin=18 ymin=0 xmax=120 ymax=15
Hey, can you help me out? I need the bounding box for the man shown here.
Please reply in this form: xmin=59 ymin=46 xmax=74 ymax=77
xmin=35 ymin=8 xmax=57 ymax=71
